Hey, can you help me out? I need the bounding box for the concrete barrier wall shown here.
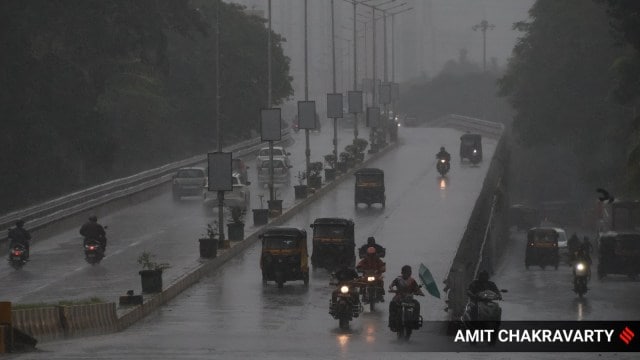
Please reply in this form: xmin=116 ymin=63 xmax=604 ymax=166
xmin=444 ymin=131 xmax=510 ymax=320
xmin=116 ymin=142 xmax=399 ymax=332
xmin=11 ymin=307 xmax=63 ymax=342
xmin=11 ymin=302 xmax=118 ymax=342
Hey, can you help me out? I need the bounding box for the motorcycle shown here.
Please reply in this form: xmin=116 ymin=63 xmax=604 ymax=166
xmin=329 ymin=276 xmax=362 ymax=330
xmin=573 ymin=261 xmax=590 ymax=298
xmin=8 ymin=243 xmax=28 ymax=270
xmin=84 ymin=238 xmax=105 ymax=265
xmin=470 ymin=149 xmax=481 ymax=165
xmin=437 ymin=158 xmax=450 ymax=176
xmin=389 ymin=290 xmax=424 ymax=340
xmin=460 ymin=289 xmax=505 ymax=344
xmin=359 ymin=270 xmax=384 ymax=312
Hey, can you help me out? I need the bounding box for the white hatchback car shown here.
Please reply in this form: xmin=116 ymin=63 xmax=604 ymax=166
xmin=257 ymin=146 xmax=291 ymax=163
xmin=203 ymin=172 xmax=251 ymax=211
xmin=553 ymin=227 xmax=568 ymax=250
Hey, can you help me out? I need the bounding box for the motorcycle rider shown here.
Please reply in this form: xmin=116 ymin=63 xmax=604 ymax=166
xmin=568 ymin=232 xmax=580 ymax=262
xmin=330 ymin=265 xmax=360 ymax=314
xmin=80 ymin=216 xmax=107 ymax=250
xmin=8 ymin=219 xmax=31 ymax=258
xmin=357 ymin=247 xmax=386 ymax=297
xmin=466 ymin=270 xmax=501 ymax=321
xmin=436 ymin=146 xmax=451 ymax=162
xmin=388 ymin=265 xmax=425 ymax=330
xmin=358 ymin=236 xmax=386 ymax=258
xmin=581 ymin=236 xmax=593 ymax=256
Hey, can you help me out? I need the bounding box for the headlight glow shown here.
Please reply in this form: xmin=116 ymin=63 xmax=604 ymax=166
xmin=576 ymin=263 xmax=585 ymax=271
xmin=367 ymin=276 xmax=375 ymax=282
xmin=340 ymin=286 xmax=349 ymax=294
xmin=440 ymin=159 xmax=445 ymax=163
xmin=473 ymin=149 xmax=477 ymax=154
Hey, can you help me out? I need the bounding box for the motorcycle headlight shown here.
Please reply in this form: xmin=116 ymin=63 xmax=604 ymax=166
xmin=473 ymin=149 xmax=477 ymax=154
xmin=367 ymin=276 xmax=375 ymax=282
xmin=576 ymin=263 xmax=585 ymax=271
xmin=340 ymin=286 xmax=350 ymax=294
xmin=440 ymin=159 xmax=445 ymax=163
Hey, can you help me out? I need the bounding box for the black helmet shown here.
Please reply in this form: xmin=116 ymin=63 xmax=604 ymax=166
xmin=478 ymin=270 xmax=489 ymax=281
xmin=89 ymin=215 xmax=98 ymax=222
xmin=440 ymin=146 xmax=445 ymax=152
xmin=367 ymin=236 xmax=376 ymax=245
xmin=15 ymin=219 xmax=25 ymax=228
xmin=401 ymin=265 xmax=412 ymax=276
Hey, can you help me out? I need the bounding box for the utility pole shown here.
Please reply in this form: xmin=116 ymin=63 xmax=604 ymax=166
xmin=215 ymin=0 xmax=226 ymax=248
xmin=472 ymin=20 xmax=495 ymax=72
xmin=331 ymin=0 xmax=338 ymax=159
xmin=352 ymin=0 xmax=359 ymax=140
xmin=304 ymin=0 xmax=310 ymax=182
xmin=267 ymin=0 xmax=275 ymax=203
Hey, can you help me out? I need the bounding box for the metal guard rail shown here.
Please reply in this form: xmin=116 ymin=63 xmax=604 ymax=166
xmin=0 ymin=131 xmax=292 ymax=236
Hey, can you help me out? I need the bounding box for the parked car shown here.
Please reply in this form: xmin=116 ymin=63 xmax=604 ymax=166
xmin=203 ymin=172 xmax=251 ymax=211
xmin=257 ymin=157 xmax=292 ymax=186
xmin=172 ymin=167 xmax=206 ymax=201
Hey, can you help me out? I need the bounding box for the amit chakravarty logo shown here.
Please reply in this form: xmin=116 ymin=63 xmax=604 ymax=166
xmin=619 ymin=326 xmax=634 ymax=345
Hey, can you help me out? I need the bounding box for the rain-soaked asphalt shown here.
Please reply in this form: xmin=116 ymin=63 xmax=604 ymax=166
xmin=6 ymin=127 xmax=638 ymax=360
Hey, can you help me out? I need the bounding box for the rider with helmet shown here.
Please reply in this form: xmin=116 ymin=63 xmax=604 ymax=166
xmin=436 ymin=146 xmax=451 ymax=162
xmin=356 ymin=246 xmax=386 ymax=297
xmin=8 ymin=219 xmax=32 ymax=258
xmin=467 ymin=270 xmax=501 ymax=300
xmin=358 ymin=236 xmax=386 ymax=258
xmin=388 ymin=265 xmax=425 ymax=330
xmin=80 ymin=216 xmax=107 ymax=250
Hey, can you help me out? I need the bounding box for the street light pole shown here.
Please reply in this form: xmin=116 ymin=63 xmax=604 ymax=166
xmin=304 ymin=0 xmax=310 ymax=183
xmin=352 ymin=0 xmax=359 ymax=140
xmin=331 ymin=0 xmax=338 ymax=159
xmin=268 ymin=0 xmax=275 ymax=203
xmin=472 ymin=19 xmax=495 ymax=72
xmin=215 ymin=0 xmax=226 ymax=247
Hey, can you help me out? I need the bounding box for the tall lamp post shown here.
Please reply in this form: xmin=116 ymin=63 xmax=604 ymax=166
xmin=215 ymin=0 xmax=226 ymax=248
xmin=472 ymin=19 xmax=495 ymax=72
xmin=267 ymin=0 xmax=275 ymax=204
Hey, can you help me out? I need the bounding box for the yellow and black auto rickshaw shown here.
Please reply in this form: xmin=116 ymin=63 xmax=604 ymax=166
xmin=460 ymin=133 xmax=483 ymax=164
xmin=597 ymin=231 xmax=640 ymax=280
xmin=259 ymin=227 xmax=309 ymax=288
xmin=354 ymin=168 xmax=386 ymax=207
xmin=310 ymin=218 xmax=356 ymax=271
xmin=525 ymin=227 xmax=560 ymax=270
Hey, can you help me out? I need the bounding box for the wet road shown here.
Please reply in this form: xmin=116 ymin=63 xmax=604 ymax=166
xmin=0 ymin=124 xmax=345 ymax=304
xmin=13 ymin=127 xmax=505 ymax=358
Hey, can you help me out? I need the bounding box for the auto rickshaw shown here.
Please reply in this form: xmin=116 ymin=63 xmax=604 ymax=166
xmin=525 ymin=227 xmax=560 ymax=270
xmin=597 ymin=231 xmax=640 ymax=280
xmin=259 ymin=227 xmax=309 ymax=288
xmin=354 ymin=168 xmax=386 ymax=207
xmin=310 ymin=218 xmax=356 ymax=271
xmin=460 ymin=133 xmax=483 ymax=164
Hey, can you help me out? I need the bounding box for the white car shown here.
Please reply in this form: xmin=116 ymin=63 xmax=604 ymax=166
xmin=553 ymin=227 xmax=568 ymax=250
xmin=203 ymin=172 xmax=251 ymax=211
xmin=257 ymin=157 xmax=292 ymax=186
xmin=257 ymin=146 xmax=291 ymax=164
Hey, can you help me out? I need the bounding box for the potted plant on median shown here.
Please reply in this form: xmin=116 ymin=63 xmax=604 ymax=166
xmin=308 ymin=161 xmax=323 ymax=189
xmin=252 ymin=194 xmax=270 ymax=225
xmin=338 ymin=151 xmax=353 ymax=171
xmin=294 ymin=171 xmax=308 ymax=199
xmin=227 ymin=207 xmax=245 ymax=241
xmin=199 ymin=222 xmax=220 ymax=258
xmin=137 ymin=251 xmax=171 ymax=293
xmin=323 ymin=153 xmax=337 ymax=182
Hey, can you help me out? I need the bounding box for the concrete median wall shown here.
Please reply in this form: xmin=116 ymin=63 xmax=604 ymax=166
xmin=11 ymin=302 xmax=118 ymax=342
xmin=443 ymin=131 xmax=510 ymax=321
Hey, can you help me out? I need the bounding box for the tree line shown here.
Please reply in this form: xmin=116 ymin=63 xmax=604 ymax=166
xmin=0 ymin=1 xmax=292 ymax=213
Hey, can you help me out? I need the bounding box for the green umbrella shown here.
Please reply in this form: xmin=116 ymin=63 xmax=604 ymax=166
xmin=418 ymin=263 xmax=441 ymax=299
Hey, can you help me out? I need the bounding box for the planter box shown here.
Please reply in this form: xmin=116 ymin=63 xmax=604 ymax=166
xmin=227 ymin=222 xmax=245 ymax=241
xmin=324 ymin=168 xmax=336 ymax=182
xmin=139 ymin=269 xmax=163 ymax=293
xmin=294 ymin=185 xmax=308 ymax=199
xmin=336 ymin=162 xmax=348 ymax=173
xmin=199 ymin=238 xmax=218 ymax=258
xmin=253 ymin=209 xmax=269 ymax=225
xmin=268 ymin=200 xmax=283 ymax=217
xmin=308 ymin=175 xmax=322 ymax=189
xmin=368 ymin=144 xmax=379 ymax=154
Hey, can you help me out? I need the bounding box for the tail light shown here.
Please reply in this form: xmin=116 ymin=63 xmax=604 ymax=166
xmin=13 ymin=250 xmax=22 ymax=256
